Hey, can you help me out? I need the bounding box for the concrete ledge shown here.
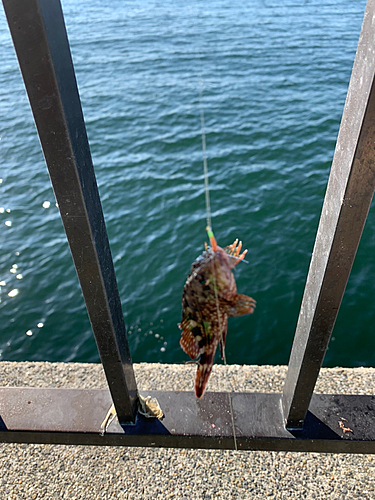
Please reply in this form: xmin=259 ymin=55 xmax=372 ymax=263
xmin=0 ymin=362 xmax=374 ymax=499
xmin=1 ymin=361 xmax=374 ymax=394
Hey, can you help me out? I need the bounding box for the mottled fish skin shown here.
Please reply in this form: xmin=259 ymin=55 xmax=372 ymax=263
xmin=179 ymin=240 xmax=256 ymax=398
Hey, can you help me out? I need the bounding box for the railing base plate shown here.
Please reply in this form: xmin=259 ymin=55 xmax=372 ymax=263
xmin=0 ymin=387 xmax=374 ymax=453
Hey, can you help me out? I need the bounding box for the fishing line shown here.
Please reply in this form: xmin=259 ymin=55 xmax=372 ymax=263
xmin=199 ymin=81 xmax=212 ymax=232
xmin=209 ymin=231 xmax=238 ymax=452
xmin=211 ymin=263 xmax=238 ymax=452
xmin=199 ymin=84 xmax=238 ymax=452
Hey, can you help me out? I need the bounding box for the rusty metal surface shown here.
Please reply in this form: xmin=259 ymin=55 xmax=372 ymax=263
xmin=2 ymin=0 xmax=138 ymax=422
xmin=282 ymin=0 xmax=375 ymax=429
xmin=0 ymin=387 xmax=375 ymax=453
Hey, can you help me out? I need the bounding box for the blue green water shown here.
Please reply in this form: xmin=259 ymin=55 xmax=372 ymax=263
xmin=1 ymin=0 xmax=374 ymax=368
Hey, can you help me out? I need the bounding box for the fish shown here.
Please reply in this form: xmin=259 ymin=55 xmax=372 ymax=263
xmin=179 ymin=228 xmax=256 ymax=398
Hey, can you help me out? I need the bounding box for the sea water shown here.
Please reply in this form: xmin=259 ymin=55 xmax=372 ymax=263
xmin=1 ymin=0 xmax=374 ymax=368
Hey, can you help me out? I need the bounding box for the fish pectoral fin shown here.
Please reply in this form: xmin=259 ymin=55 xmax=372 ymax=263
xmin=226 ymin=294 xmax=256 ymax=317
xmin=180 ymin=327 xmax=201 ymax=360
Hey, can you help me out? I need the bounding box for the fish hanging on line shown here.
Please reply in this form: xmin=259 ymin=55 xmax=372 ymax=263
xmin=179 ymin=228 xmax=256 ymax=398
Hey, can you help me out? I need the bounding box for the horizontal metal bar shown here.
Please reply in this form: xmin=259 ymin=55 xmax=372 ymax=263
xmin=282 ymin=0 xmax=375 ymax=430
xmin=2 ymin=0 xmax=138 ymax=422
xmin=0 ymin=387 xmax=375 ymax=453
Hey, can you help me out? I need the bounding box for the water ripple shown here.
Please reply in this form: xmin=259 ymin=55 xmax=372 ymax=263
xmin=0 ymin=0 xmax=372 ymax=368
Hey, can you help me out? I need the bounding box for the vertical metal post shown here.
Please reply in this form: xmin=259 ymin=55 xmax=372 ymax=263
xmin=282 ymin=0 xmax=375 ymax=429
xmin=2 ymin=0 xmax=138 ymax=422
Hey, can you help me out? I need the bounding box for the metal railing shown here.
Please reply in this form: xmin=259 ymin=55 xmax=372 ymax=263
xmin=1 ymin=0 xmax=375 ymax=453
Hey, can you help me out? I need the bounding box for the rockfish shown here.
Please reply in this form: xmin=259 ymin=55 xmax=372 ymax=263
xmin=179 ymin=228 xmax=256 ymax=398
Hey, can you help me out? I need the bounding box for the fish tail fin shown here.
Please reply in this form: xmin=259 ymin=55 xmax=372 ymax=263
xmin=195 ymin=353 xmax=215 ymax=398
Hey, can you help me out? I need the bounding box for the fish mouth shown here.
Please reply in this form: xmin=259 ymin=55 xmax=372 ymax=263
xmin=206 ymin=226 xmax=217 ymax=252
